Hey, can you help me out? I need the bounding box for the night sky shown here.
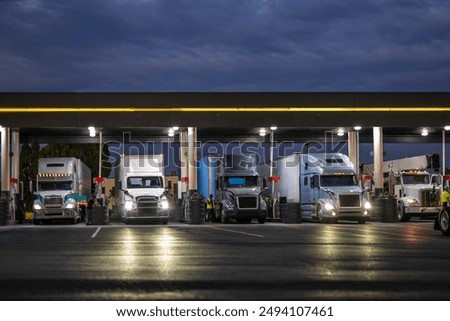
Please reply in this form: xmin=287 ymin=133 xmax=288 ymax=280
xmin=1 ymin=0 xmax=449 ymax=91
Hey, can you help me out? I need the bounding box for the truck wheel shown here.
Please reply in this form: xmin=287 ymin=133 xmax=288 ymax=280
xmin=258 ymin=217 xmax=266 ymax=224
xmin=220 ymin=208 xmax=229 ymax=224
xmin=439 ymin=209 xmax=450 ymax=236
xmin=397 ymin=202 xmax=411 ymax=222
xmin=316 ymin=205 xmax=324 ymax=223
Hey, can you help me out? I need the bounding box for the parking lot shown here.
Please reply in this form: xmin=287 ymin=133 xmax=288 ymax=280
xmin=0 ymin=218 xmax=448 ymax=301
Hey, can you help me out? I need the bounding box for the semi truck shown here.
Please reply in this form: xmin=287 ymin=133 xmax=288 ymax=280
xmin=362 ymin=153 xmax=441 ymax=222
xmin=114 ymin=154 xmax=169 ymax=224
xmin=197 ymin=154 xmax=269 ymax=223
xmin=268 ymin=153 xmax=371 ymax=223
xmin=32 ymin=157 xmax=91 ymax=224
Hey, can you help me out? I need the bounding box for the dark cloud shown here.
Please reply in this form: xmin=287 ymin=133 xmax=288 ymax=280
xmin=0 ymin=0 xmax=449 ymax=91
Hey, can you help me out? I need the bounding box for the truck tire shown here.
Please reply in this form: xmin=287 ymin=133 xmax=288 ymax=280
xmin=220 ymin=207 xmax=229 ymax=224
xmin=258 ymin=217 xmax=266 ymax=224
xmin=439 ymin=209 xmax=450 ymax=236
xmin=397 ymin=202 xmax=411 ymax=222
xmin=316 ymin=205 xmax=324 ymax=223
xmin=357 ymin=218 xmax=366 ymax=224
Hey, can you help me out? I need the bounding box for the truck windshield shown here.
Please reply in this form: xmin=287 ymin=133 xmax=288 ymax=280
xmin=127 ymin=176 xmax=163 ymax=188
xmin=225 ymin=176 xmax=258 ymax=187
xmin=38 ymin=181 xmax=72 ymax=191
xmin=320 ymin=175 xmax=357 ymax=187
xmin=402 ymin=174 xmax=430 ymax=184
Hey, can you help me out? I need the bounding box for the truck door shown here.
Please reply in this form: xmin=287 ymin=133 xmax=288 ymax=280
xmin=310 ymin=174 xmax=320 ymax=203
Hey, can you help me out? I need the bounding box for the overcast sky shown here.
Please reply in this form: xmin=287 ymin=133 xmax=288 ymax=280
xmin=1 ymin=0 xmax=450 ymax=92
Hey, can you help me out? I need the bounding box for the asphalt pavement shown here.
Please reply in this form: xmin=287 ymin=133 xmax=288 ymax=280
xmin=0 ymin=219 xmax=448 ymax=301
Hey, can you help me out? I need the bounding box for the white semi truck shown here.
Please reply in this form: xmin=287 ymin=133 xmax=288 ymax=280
xmin=271 ymin=153 xmax=371 ymax=223
xmin=362 ymin=153 xmax=441 ymax=222
xmin=32 ymin=157 xmax=92 ymax=224
xmin=114 ymin=154 xmax=169 ymax=224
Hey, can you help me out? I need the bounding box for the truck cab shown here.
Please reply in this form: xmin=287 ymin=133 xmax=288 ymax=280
xmin=300 ymin=154 xmax=371 ymax=223
xmin=32 ymin=157 xmax=91 ymax=224
xmin=216 ymin=169 xmax=268 ymax=223
xmin=115 ymin=154 xmax=169 ymax=224
xmin=198 ymin=154 xmax=268 ymax=224
xmin=392 ymin=170 xmax=440 ymax=221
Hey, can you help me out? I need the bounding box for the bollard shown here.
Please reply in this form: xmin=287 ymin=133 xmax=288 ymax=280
xmin=186 ymin=199 xmax=205 ymax=224
xmin=280 ymin=202 xmax=302 ymax=223
xmin=372 ymin=196 xmax=398 ymax=223
xmin=92 ymin=205 xmax=109 ymax=225
xmin=0 ymin=197 xmax=10 ymax=226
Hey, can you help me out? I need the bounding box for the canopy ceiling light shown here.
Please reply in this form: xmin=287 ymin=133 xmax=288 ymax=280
xmin=88 ymin=126 xmax=96 ymax=137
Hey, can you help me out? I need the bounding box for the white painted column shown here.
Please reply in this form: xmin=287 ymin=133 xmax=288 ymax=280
xmin=180 ymin=130 xmax=188 ymax=194
xmin=1 ymin=127 xmax=10 ymax=197
xmin=373 ymin=127 xmax=384 ymax=197
xmin=10 ymin=130 xmax=20 ymax=221
xmin=348 ymin=131 xmax=359 ymax=175
xmin=188 ymin=127 xmax=197 ymax=193
xmin=443 ymin=129 xmax=446 ymax=176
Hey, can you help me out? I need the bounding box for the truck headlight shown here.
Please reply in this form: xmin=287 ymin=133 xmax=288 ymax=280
xmin=324 ymin=202 xmax=334 ymax=211
xmin=364 ymin=201 xmax=372 ymax=210
xmin=125 ymin=200 xmax=134 ymax=210
xmin=64 ymin=199 xmax=76 ymax=209
xmin=407 ymin=199 xmax=418 ymax=205
xmin=33 ymin=203 xmax=43 ymax=210
xmin=160 ymin=199 xmax=169 ymax=209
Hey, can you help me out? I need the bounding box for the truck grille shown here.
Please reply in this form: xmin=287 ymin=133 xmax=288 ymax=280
xmin=339 ymin=194 xmax=360 ymax=208
xmin=44 ymin=196 xmax=63 ymax=207
xmin=136 ymin=196 xmax=158 ymax=216
xmin=421 ymin=190 xmax=439 ymax=207
xmin=237 ymin=197 xmax=258 ymax=210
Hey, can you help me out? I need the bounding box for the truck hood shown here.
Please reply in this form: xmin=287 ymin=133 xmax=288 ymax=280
xmin=321 ymin=186 xmax=363 ymax=195
xmin=38 ymin=191 xmax=74 ymax=198
xmin=403 ymin=184 xmax=437 ymax=192
xmin=126 ymin=188 xmax=165 ymax=199
xmin=226 ymin=187 xmax=262 ymax=197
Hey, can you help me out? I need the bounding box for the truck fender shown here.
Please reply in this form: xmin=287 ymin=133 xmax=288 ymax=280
xmin=396 ymin=198 xmax=412 ymax=222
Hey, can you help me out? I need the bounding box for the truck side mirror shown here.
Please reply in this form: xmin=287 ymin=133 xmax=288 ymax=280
xmin=118 ymin=180 xmax=122 ymax=190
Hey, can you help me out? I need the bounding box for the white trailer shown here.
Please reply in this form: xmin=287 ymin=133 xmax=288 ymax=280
xmin=271 ymin=153 xmax=371 ymax=223
xmin=33 ymin=157 xmax=91 ymax=224
xmin=362 ymin=153 xmax=441 ymax=221
xmin=114 ymin=154 xmax=169 ymax=224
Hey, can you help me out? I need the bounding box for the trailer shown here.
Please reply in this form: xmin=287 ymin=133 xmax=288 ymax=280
xmin=362 ymin=153 xmax=441 ymax=221
xmin=114 ymin=154 xmax=169 ymax=224
xmin=32 ymin=157 xmax=91 ymax=224
xmin=270 ymin=153 xmax=371 ymax=223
